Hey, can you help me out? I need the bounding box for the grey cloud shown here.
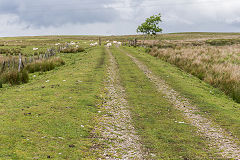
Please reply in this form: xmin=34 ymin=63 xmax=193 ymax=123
xmin=0 ymin=0 xmax=19 ymax=13
xmin=142 ymin=0 xmax=240 ymax=33
xmin=1 ymin=0 xmax=240 ymax=36
xmin=0 ymin=0 xmax=120 ymax=27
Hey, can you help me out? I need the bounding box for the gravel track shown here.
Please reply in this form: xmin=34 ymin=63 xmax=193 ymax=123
xmin=119 ymin=47 xmax=240 ymax=159
xmin=94 ymin=48 xmax=144 ymax=159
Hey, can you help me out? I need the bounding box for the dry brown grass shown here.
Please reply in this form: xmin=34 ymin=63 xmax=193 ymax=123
xmin=149 ymin=45 xmax=240 ymax=102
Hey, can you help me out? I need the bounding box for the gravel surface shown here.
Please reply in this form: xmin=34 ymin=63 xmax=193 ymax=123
xmin=94 ymin=48 xmax=144 ymax=159
xmin=120 ymin=48 xmax=240 ymax=159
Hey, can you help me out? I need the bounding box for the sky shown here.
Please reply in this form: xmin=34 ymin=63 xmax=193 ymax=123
xmin=0 ymin=0 xmax=240 ymax=36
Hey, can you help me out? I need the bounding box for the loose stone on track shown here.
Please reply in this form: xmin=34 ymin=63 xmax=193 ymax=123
xmin=95 ymin=48 xmax=144 ymax=159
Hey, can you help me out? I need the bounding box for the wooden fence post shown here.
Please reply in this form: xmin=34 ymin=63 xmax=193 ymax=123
xmin=12 ymin=59 xmax=15 ymax=68
xmin=1 ymin=61 xmax=5 ymax=72
xmin=29 ymin=57 xmax=32 ymax=63
xmin=99 ymin=37 xmax=102 ymax=46
xmin=134 ymin=38 xmax=137 ymax=47
xmin=18 ymin=53 xmax=23 ymax=72
xmin=8 ymin=60 xmax=10 ymax=69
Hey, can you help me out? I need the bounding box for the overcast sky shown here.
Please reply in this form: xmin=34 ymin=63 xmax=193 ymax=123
xmin=0 ymin=0 xmax=240 ymax=36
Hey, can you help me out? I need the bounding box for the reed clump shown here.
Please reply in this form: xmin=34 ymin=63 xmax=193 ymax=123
xmin=25 ymin=57 xmax=65 ymax=73
xmin=0 ymin=57 xmax=65 ymax=85
xmin=1 ymin=69 xmax=29 ymax=85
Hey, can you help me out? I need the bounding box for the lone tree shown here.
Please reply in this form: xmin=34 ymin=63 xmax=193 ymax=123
xmin=137 ymin=13 xmax=163 ymax=36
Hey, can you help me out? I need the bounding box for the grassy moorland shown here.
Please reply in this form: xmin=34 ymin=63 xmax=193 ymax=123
xmin=100 ymin=32 xmax=240 ymax=42
xmin=1 ymin=33 xmax=240 ymax=159
xmin=0 ymin=37 xmax=88 ymax=86
xmin=149 ymin=44 xmax=240 ymax=103
xmin=0 ymin=45 xmax=107 ymax=159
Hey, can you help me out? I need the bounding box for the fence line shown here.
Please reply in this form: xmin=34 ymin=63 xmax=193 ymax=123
xmin=0 ymin=47 xmax=57 ymax=73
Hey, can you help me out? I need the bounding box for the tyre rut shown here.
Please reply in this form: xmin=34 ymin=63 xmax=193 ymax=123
xmin=94 ymin=48 xmax=144 ymax=159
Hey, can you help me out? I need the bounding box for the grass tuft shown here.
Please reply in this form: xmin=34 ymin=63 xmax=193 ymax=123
xmin=0 ymin=57 xmax=65 ymax=86
xmin=1 ymin=69 xmax=29 ymax=85
xmin=25 ymin=57 xmax=65 ymax=73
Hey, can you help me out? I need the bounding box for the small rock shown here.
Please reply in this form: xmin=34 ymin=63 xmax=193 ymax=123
xmin=150 ymin=153 xmax=156 ymax=157
xmin=178 ymin=122 xmax=185 ymax=124
xmin=69 ymin=144 xmax=75 ymax=148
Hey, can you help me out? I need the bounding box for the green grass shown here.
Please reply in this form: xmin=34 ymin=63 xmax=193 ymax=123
xmin=0 ymin=39 xmax=91 ymax=56
xmin=0 ymin=46 xmax=107 ymax=159
xmin=206 ymin=39 xmax=240 ymax=46
xmin=94 ymin=32 xmax=240 ymax=42
xmin=110 ymin=47 xmax=218 ymax=159
xmin=1 ymin=34 xmax=240 ymax=159
xmin=0 ymin=45 xmax=51 ymax=56
xmin=122 ymin=46 xmax=240 ymax=143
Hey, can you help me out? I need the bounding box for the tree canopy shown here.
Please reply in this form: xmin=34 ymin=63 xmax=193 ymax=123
xmin=137 ymin=13 xmax=163 ymax=35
